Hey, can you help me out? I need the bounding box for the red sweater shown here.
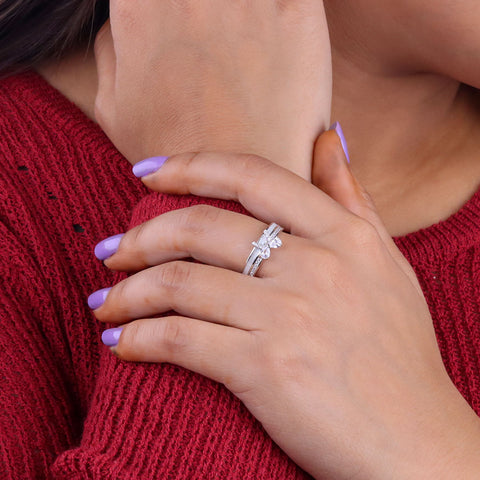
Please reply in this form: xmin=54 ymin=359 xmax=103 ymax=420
xmin=1 ymin=72 xmax=480 ymax=479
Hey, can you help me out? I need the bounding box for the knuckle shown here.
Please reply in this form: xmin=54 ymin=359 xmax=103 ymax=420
xmin=250 ymin=299 xmax=316 ymax=386
xmin=118 ymin=321 xmax=143 ymax=360
xmin=176 ymin=151 xmax=202 ymax=177
xmin=105 ymin=225 xmax=151 ymax=272
xmin=236 ymin=154 xmax=276 ymax=193
xmin=126 ymin=221 xmax=149 ymax=254
xmin=296 ymin=243 xmax=324 ymax=268
xmin=347 ymin=217 xmax=381 ymax=250
xmin=103 ymin=282 xmax=131 ymax=319
xmin=288 ymin=244 xmax=338 ymax=291
xmin=178 ymin=204 xmax=222 ymax=238
xmin=307 ymin=247 xmax=348 ymax=292
xmin=118 ymin=319 xmax=189 ymax=361
xmin=94 ymin=286 xmax=119 ymax=321
xmin=312 ymin=246 xmax=342 ymax=275
xmin=239 ymin=154 xmax=273 ymax=180
xmin=275 ymin=353 xmax=307 ymax=383
xmin=154 ymin=262 xmax=190 ymax=294
xmin=160 ymin=319 xmax=189 ymax=354
xmin=262 ymin=342 xmax=309 ymax=386
xmin=284 ymin=293 xmax=315 ymax=331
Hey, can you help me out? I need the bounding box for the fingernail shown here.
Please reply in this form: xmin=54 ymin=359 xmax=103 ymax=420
xmin=329 ymin=122 xmax=350 ymax=164
xmin=102 ymin=327 xmax=123 ymax=347
xmin=88 ymin=287 xmax=112 ymax=310
xmin=132 ymin=156 xmax=169 ymax=178
xmin=94 ymin=233 xmax=124 ymax=261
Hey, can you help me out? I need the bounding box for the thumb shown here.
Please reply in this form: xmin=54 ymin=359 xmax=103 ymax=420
xmin=312 ymin=123 xmax=423 ymax=294
xmin=312 ymin=122 xmax=355 ymax=211
xmin=313 ymin=122 xmax=387 ymax=233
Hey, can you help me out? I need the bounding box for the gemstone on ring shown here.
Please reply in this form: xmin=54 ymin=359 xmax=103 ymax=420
xmin=252 ymin=234 xmax=282 ymax=260
xmin=243 ymin=223 xmax=284 ymax=277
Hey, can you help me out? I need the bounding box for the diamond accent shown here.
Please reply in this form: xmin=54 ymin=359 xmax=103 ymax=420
xmin=243 ymin=223 xmax=284 ymax=276
xmin=252 ymin=229 xmax=283 ymax=260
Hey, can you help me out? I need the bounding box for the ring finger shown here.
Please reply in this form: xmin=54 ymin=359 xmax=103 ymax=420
xmin=101 ymin=204 xmax=292 ymax=278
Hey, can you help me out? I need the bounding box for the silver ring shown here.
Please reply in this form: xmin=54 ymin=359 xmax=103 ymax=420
xmin=243 ymin=223 xmax=284 ymax=277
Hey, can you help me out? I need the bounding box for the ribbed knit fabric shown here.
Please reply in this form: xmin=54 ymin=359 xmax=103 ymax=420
xmin=1 ymin=72 xmax=480 ymax=479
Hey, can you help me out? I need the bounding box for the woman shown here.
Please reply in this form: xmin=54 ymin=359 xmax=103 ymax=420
xmin=2 ymin=1 xmax=480 ymax=479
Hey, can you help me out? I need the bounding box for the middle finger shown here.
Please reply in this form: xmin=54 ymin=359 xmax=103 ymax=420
xmin=93 ymin=260 xmax=280 ymax=331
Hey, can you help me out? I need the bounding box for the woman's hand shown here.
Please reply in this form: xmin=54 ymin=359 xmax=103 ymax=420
xmin=94 ymin=0 xmax=332 ymax=179
xmin=90 ymin=132 xmax=480 ymax=479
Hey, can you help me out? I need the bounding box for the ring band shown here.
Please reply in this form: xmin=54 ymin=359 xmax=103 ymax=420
xmin=243 ymin=223 xmax=284 ymax=277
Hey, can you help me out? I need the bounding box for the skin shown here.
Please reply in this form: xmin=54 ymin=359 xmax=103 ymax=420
xmin=37 ymin=0 xmax=480 ymax=477
xmin=39 ymin=0 xmax=480 ymax=237
xmin=324 ymin=0 xmax=480 ymax=236
xmin=93 ymin=141 xmax=480 ymax=479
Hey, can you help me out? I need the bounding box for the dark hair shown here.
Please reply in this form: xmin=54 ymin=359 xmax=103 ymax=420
xmin=0 ymin=0 xmax=109 ymax=76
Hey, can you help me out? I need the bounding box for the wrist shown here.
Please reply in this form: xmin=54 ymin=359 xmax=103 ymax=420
xmin=429 ymin=406 xmax=480 ymax=479
xmin=396 ymin=385 xmax=480 ymax=480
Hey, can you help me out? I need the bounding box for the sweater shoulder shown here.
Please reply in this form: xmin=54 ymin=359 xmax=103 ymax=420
xmin=0 ymin=74 xmax=148 ymax=409
xmin=0 ymin=72 xmax=146 ymax=244
xmin=0 ymin=71 xmax=109 ymax=180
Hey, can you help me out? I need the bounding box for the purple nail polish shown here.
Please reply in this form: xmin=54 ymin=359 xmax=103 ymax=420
xmin=102 ymin=327 xmax=123 ymax=347
xmin=132 ymin=156 xmax=168 ymax=178
xmin=329 ymin=122 xmax=350 ymax=164
xmin=88 ymin=287 xmax=112 ymax=310
xmin=94 ymin=233 xmax=124 ymax=261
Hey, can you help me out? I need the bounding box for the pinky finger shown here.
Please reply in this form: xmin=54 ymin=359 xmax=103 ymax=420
xmin=108 ymin=316 xmax=253 ymax=391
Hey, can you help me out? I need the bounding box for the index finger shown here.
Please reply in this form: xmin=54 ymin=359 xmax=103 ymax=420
xmin=132 ymin=152 xmax=352 ymax=239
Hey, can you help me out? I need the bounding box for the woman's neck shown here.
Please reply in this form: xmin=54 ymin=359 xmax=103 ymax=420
xmin=39 ymin=47 xmax=480 ymax=237
xmin=330 ymin=46 xmax=480 ymax=235
xmin=38 ymin=49 xmax=98 ymax=121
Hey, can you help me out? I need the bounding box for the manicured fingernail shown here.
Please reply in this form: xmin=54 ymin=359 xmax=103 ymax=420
xmin=102 ymin=327 xmax=123 ymax=347
xmin=132 ymin=156 xmax=168 ymax=178
xmin=88 ymin=287 xmax=112 ymax=310
xmin=94 ymin=233 xmax=124 ymax=261
xmin=329 ymin=122 xmax=350 ymax=164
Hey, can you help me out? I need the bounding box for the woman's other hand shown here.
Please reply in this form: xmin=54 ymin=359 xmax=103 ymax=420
xmin=94 ymin=0 xmax=332 ymax=179
xmin=90 ymin=130 xmax=480 ymax=479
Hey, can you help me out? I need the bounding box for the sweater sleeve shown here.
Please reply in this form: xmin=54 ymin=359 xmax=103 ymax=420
xmin=0 ymin=223 xmax=82 ymax=479
xmin=51 ymin=192 xmax=311 ymax=480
